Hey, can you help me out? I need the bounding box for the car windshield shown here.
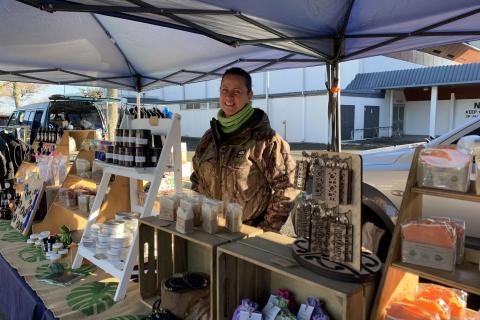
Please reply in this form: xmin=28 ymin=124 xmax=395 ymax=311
xmin=49 ymin=101 xmax=102 ymax=130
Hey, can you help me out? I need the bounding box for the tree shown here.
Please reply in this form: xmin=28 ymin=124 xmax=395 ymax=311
xmin=79 ymin=87 xmax=105 ymax=99
xmin=0 ymin=82 xmax=43 ymax=108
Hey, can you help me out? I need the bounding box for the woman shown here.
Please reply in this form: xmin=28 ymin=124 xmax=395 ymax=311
xmin=191 ymin=67 xmax=298 ymax=231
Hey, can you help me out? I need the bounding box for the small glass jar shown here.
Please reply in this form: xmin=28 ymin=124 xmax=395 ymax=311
xmin=135 ymin=147 xmax=147 ymax=167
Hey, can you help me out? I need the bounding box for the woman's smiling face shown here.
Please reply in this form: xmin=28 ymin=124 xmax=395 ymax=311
xmin=219 ymin=73 xmax=253 ymax=116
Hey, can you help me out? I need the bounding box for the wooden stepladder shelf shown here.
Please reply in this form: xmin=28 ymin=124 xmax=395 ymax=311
xmin=370 ymin=145 xmax=480 ymax=320
xmin=72 ymin=114 xmax=183 ymax=302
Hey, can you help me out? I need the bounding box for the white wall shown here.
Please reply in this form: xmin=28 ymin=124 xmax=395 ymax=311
xmin=304 ymin=95 xmax=329 ymax=143
xmin=454 ymin=99 xmax=480 ymax=127
xmin=341 ymin=96 xmax=387 ymax=140
xmin=404 ymin=99 xmax=470 ymax=135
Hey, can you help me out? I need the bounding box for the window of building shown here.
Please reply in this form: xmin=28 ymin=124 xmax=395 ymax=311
xmin=180 ymin=102 xmax=210 ymax=110
xmin=209 ymin=101 xmax=219 ymax=109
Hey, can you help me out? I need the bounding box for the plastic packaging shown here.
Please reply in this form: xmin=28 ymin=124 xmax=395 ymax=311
xmin=417 ymin=147 xmax=472 ymax=192
xmin=76 ymin=158 xmax=91 ymax=175
xmin=159 ymin=194 xmax=177 ymax=221
xmin=226 ymin=203 xmax=243 ymax=233
xmin=78 ymin=194 xmax=89 ymax=214
xmin=427 ymin=216 xmax=465 ymax=264
xmin=416 ymin=284 xmax=467 ymax=318
xmin=176 ymin=206 xmax=194 ymax=234
xmin=457 ymin=135 xmax=480 ymax=156
xmin=91 ymin=161 xmax=103 ymax=183
xmin=58 ymin=188 xmax=69 ymax=206
xmin=201 ymin=198 xmax=223 ymax=234
xmin=179 ymin=195 xmax=203 ymax=226
xmin=401 ymin=219 xmax=457 ymax=271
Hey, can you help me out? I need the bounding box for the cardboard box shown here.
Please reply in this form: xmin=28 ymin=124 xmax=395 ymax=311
xmin=401 ymin=239 xmax=456 ymax=271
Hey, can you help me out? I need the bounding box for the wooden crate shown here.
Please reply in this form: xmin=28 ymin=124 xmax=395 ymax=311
xmin=138 ymin=216 xmax=262 ymax=319
xmin=217 ymin=232 xmax=375 ymax=320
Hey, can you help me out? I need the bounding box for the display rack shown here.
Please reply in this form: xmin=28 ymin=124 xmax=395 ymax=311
xmin=32 ymin=129 xmax=97 ymax=160
xmin=138 ymin=216 xmax=262 ymax=319
xmin=291 ymin=151 xmax=381 ymax=282
xmin=217 ymin=232 xmax=375 ymax=320
xmin=72 ymin=114 xmax=183 ymax=302
xmin=370 ymin=145 xmax=480 ymax=320
xmin=31 ymin=150 xmax=131 ymax=234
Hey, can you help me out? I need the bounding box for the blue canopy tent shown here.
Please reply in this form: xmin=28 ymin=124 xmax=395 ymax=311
xmin=4 ymin=0 xmax=480 ymax=150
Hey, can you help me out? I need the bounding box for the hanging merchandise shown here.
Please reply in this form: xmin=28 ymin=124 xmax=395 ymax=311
xmin=291 ymin=151 xmax=382 ymax=282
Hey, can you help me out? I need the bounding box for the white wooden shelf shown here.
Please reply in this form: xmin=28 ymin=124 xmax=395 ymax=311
xmin=72 ymin=114 xmax=183 ymax=302
xmin=76 ymin=244 xmax=125 ymax=279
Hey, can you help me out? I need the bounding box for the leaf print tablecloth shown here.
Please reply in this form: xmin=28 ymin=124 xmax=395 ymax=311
xmin=0 ymin=220 xmax=151 ymax=320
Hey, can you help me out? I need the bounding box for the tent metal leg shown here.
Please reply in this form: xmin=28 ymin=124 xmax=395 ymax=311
xmin=326 ymin=62 xmax=341 ymax=152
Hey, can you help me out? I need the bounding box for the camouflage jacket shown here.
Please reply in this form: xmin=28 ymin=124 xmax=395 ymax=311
xmin=191 ymin=109 xmax=299 ymax=231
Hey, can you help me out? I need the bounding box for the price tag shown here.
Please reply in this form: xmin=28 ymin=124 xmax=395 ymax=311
xmin=297 ymin=304 xmax=314 ymax=320
xmin=262 ymin=295 xmax=281 ymax=320
xmin=239 ymin=311 xmax=263 ymax=320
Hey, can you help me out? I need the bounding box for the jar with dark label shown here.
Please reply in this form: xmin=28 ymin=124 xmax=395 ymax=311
xmin=135 ymin=129 xmax=151 ymax=148
xmin=127 ymin=130 xmax=136 ymax=147
xmin=152 ymin=135 xmax=163 ymax=148
xmin=105 ymin=145 xmax=114 ymax=163
xmin=115 ymin=129 xmax=124 ymax=147
xmin=113 ymin=145 xmax=120 ymax=164
xmin=135 ymin=147 xmax=147 ymax=168
xmin=149 ymin=148 xmax=162 ymax=167
xmin=124 ymin=147 xmax=134 ymax=167
xmin=118 ymin=147 xmax=125 ymax=166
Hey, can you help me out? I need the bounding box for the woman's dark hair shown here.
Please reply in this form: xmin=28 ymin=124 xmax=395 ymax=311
xmin=222 ymin=67 xmax=252 ymax=92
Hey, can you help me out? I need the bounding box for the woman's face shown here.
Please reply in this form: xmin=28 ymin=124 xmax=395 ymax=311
xmin=219 ymin=74 xmax=253 ymax=116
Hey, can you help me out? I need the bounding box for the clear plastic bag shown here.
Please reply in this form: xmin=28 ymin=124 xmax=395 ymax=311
xmin=417 ymin=147 xmax=472 ymax=192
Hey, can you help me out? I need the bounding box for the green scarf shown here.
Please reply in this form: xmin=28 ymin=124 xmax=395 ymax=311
xmin=217 ymin=103 xmax=254 ymax=133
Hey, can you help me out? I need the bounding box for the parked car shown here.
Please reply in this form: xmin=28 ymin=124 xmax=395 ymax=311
xmin=6 ymin=95 xmax=109 ymax=144
xmin=361 ymin=117 xmax=480 ymax=244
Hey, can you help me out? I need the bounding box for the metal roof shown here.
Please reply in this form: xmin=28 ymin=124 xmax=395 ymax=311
xmin=346 ymin=63 xmax=480 ymax=90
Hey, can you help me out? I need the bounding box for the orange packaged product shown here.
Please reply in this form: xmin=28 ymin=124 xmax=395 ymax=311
xmin=385 ymin=300 xmax=441 ymax=320
xmin=417 ymin=284 xmax=467 ymax=318
xmin=399 ymin=297 xmax=449 ymax=320
xmin=401 ymin=219 xmax=456 ymax=248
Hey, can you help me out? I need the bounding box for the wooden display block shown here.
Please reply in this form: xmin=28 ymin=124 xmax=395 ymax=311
xmin=138 ymin=216 xmax=262 ymax=320
xmin=217 ymin=232 xmax=375 ymax=320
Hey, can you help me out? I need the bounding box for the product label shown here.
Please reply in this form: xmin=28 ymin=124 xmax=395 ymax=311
xmin=105 ymin=152 xmax=113 ymax=159
xmin=127 ymin=137 xmax=136 ymax=144
xmin=151 ymin=156 xmax=157 ymax=162
xmin=239 ymin=311 xmax=262 ymax=320
xmin=112 ymin=154 xmax=119 ymax=160
xmin=136 ymin=138 xmax=148 ymax=145
xmin=135 ymin=156 xmax=146 ymax=162
xmin=118 ymin=154 xmax=125 ymax=161
xmin=124 ymin=155 xmax=134 ymax=161
xmin=262 ymin=295 xmax=281 ymax=320
xmin=297 ymin=304 xmax=314 ymax=320
xmin=116 ymin=136 xmax=124 ymax=143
